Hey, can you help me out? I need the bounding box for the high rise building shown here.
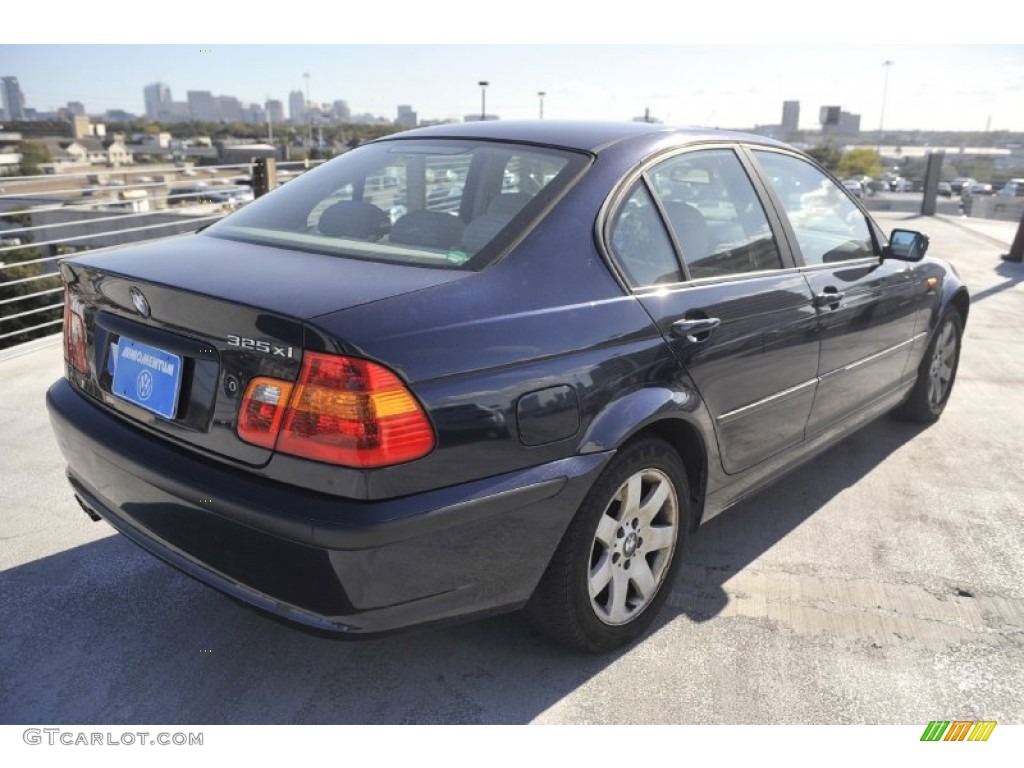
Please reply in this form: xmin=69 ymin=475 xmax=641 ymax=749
xmin=332 ymin=100 xmax=351 ymax=121
xmin=243 ymin=103 xmax=266 ymax=125
xmin=187 ymin=91 xmax=218 ymax=122
xmin=266 ymin=99 xmax=285 ymax=124
xmin=67 ymin=101 xmax=86 ymax=116
xmin=781 ymin=100 xmax=799 ymax=138
xmin=289 ymin=90 xmax=306 ymax=122
xmin=396 ymin=105 xmax=417 ymax=128
xmin=217 ymin=96 xmax=243 ymax=123
xmin=820 ymin=105 xmax=861 ymax=136
xmin=144 ymin=82 xmax=171 ymax=120
xmin=2 ymin=76 xmax=27 ymax=120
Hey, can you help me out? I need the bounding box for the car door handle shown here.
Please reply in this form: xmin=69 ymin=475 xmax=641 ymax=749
xmin=671 ymin=317 xmax=721 ymax=342
xmin=812 ymin=290 xmax=845 ymax=308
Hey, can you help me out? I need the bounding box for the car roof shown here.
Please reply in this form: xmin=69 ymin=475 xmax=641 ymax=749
xmin=375 ymin=119 xmax=791 ymax=155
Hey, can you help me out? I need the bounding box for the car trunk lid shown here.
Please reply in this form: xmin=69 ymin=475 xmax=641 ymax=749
xmin=61 ymin=233 xmax=467 ymax=466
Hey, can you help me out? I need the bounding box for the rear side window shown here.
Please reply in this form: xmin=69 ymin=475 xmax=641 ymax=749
xmin=205 ymin=139 xmax=587 ymax=270
xmin=753 ymin=150 xmax=875 ymax=265
xmin=609 ymin=182 xmax=682 ymax=286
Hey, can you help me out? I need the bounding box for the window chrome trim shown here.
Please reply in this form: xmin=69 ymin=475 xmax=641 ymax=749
xmin=631 ymin=263 xmax=807 ymax=294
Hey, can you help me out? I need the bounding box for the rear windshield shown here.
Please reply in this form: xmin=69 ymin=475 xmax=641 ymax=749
xmin=204 ymin=138 xmax=588 ymax=269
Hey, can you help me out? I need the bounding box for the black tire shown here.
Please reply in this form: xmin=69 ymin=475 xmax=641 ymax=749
xmin=526 ymin=436 xmax=689 ymax=653
xmin=893 ymin=309 xmax=963 ymax=423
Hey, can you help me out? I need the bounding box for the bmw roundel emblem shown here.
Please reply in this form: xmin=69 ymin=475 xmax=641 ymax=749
xmin=129 ymin=287 xmax=150 ymax=318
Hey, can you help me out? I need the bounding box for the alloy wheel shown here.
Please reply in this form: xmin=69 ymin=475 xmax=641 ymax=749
xmin=928 ymin=318 xmax=958 ymax=410
xmin=588 ymin=468 xmax=679 ymax=625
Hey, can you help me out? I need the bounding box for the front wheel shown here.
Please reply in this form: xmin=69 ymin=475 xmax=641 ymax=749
xmin=894 ymin=309 xmax=963 ymax=423
xmin=526 ymin=437 xmax=689 ymax=652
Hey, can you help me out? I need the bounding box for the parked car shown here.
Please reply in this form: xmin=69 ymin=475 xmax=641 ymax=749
xmin=997 ymin=179 xmax=1024 ymax=197
xmin=203 ymin=185 xmax=255 ymax=208
xmin=959 ymin=183 xmax=995 ymax=214
xmin=841 ymin=178 xmax=866 ymax=198
xmin=167 ymin=182 xmax=209 ymax=205
xmin=937 ymin=181 xmax=953 ymax=197
xmin=48 ymin=121 xmax=969 ymax=652
xmin=950 ymin=177 xmax=976 ymax=195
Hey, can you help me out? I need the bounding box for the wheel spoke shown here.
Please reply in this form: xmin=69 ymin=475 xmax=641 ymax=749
xmin=595 ymin=513 xmax=618 ymax=547
xmin=630 ymin=557 xmax=657 ymax=600
xmin=940 ymin=323 xmax=953 ymax=351
xmin=644 ymin=524 xmax=675 ymax=554
xmin=939 ymin=360 xmax=953 ymax=383
xmin=637 ymin=479 xmax=670 ymax=527
xmin=606 ymin=568 xmax=631 ymax=623
xmin=589 ymin=552 xmax=613 ymax=598
xmin=619 ymin=474 xmax=643 ymax=517
xmin=928 ymin=375 xmax=940 ymax=406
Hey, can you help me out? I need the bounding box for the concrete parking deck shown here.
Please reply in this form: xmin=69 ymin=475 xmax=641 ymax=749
xmin=1 ymin=212 xmax=1022 ymax=724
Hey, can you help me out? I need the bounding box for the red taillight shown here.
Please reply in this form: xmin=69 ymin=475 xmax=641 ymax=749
xmin=63 ymin=286 xmax=88 ymax=374
xmin=237 ymin=353 xmax=435 ymax=468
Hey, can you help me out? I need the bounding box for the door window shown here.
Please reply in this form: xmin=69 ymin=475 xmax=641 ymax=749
xmin=752 ymin=151 xmax=875 ymax=266
xmin=648 ymin=149 xmax=783 ymax=279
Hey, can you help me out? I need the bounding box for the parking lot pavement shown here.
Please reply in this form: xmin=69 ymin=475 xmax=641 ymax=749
xmin=1 ymin=213 xmax=1022 ymax=725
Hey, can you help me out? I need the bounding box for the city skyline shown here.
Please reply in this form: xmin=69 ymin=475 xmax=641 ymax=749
xmin=2 ymin=44 xmax=1022 ymax=132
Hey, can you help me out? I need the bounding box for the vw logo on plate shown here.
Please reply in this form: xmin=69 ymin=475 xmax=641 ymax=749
xmin=129 ymin=287 xmax=150 ymax=318
xmin=136 ymin=370 xmax=153 ymax=401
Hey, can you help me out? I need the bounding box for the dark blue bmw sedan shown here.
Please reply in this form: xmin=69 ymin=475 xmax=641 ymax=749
xmin=47 ymin=121 xmax=968 ymax=651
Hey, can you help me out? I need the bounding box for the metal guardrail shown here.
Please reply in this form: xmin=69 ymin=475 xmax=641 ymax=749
xmin=0 ymin=159 xmax=322 ymax=349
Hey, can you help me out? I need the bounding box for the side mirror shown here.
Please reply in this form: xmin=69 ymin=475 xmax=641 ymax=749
xmin=884 ymin=229 xmax=929 ymax=261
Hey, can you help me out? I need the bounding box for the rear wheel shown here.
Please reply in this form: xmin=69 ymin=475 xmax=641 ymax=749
xmin=894 ymin=309 xmax=963 ymax=423
xmin=526 ymin=437 xmax=688 ymax=652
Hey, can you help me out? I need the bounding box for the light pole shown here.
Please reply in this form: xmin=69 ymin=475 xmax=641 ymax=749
xmin=478 ymin=80 xmax=489 ymax=121
xmin=878 ymin=60 xmax=893 ymax=157
xmin=303 ymin=72 xmax=312 ymax=147
xmin=537 ymin=91 xmax=546 ymax=120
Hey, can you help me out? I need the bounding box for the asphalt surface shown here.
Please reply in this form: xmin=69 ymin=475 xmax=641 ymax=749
xmin=1 ymin=212 xmax=1022 ymax=724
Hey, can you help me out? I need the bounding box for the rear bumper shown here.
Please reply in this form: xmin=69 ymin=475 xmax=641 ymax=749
xmin=46 ymin=378 xmax=611 ymax=635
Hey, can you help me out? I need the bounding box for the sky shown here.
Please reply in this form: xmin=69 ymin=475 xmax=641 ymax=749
xmin=2 ymin=9 xmax=1022 ymax=133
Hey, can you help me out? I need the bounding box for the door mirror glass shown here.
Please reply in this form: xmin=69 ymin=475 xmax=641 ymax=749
xmin=885 ymin=229 xmax=929 ymax=261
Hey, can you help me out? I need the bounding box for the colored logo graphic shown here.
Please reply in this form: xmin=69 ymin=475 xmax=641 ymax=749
xmin=136 ymin=369 xmax=153 ymax=401
xmin=920 ymin=721 xmax=996 ymax=742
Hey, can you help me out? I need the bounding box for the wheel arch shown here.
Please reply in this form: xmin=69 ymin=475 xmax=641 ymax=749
xmin=946 ymin=285 xmax=970 ymax=326
xmin=577 ymin=386 xmax=712 ymax=532
xmin=639 ymin=419 xmax=708 ymax=532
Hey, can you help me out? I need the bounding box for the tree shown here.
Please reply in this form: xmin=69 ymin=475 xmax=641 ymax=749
xmin=805 ymin=143 xmax=842 ymax=173
xmin=17 ymin=141 xmax=51 ymax=175
xmin=836 ymin=148 xmax=882 ymax=179
xmin=0 ymin=210 xmax=63 ymax=349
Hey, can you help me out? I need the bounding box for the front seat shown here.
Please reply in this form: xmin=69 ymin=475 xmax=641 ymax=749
xmin=318 ymin=200 xmax=389 ymax=240
xmin=462 ymin=193 xmax=535 ymax=254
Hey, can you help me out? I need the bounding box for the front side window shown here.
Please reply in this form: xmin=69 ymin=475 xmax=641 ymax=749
xmin=204 ymin=139 xmax=586 ymax=270
xmin=648 ymin=149 xmax=783 ymax=279
xmin=752 ymin=150 xmax=875 ymax=266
